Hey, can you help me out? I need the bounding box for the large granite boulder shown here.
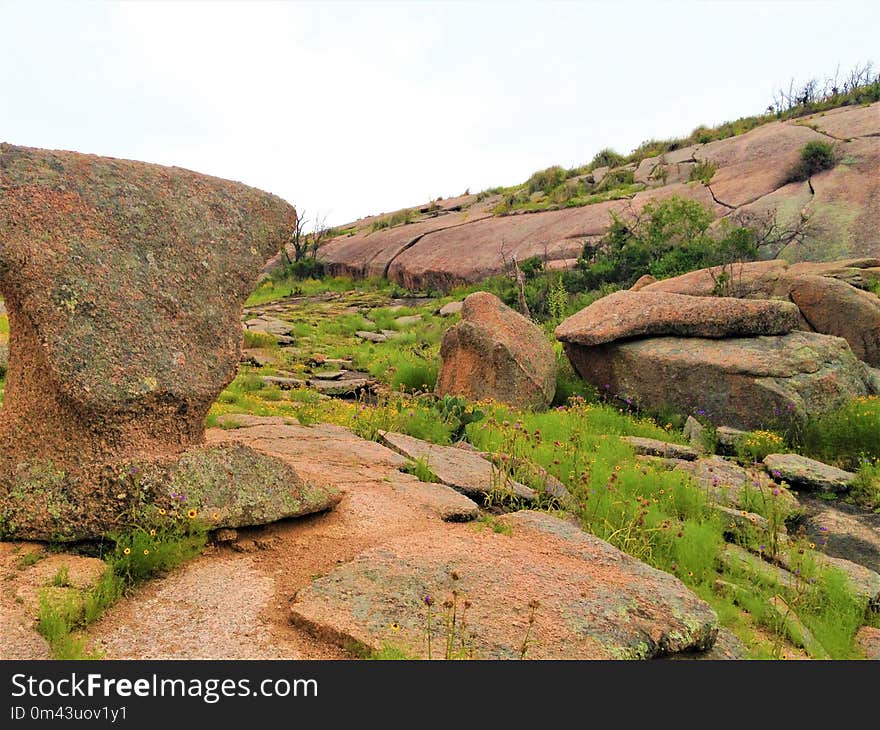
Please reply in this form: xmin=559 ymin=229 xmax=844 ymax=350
xmin=435 ymin=292 xmax=557 ymax=410
xmin=563 ymin=331 xmax=870 ymax=431
xmin=641 ymin=258 xmax=880 ymax=366
xmin=555 ymin=290 xmax=801 ymax=346
xmin=0 ymin=143 xmax=338 ymax=540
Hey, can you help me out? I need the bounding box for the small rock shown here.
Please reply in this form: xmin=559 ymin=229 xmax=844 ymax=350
xmin=716 ymin=426 xmax=749 ymax=455
xmin=622 ymin=436 xmax=699 ymax=461
xmin=714 ymin=505 xmax=772 ymax=533
xmin=630 ymin=274 xmax=657 ymax=292
xmin=311 ymin=370 xmax=345 ymax=381
xmin=763 ymin=453 xmax=855 ymax=493
xmin=307 ymin=377 xmax=374 ymax=397
xmin=240 ymin=349 xmax=274 ymax=367
xmin=394 ymin=315 xmax=422 ymax=327
xmin=684 ymin=416 xmax=705 ymax=450
xmin=214 ymin=528 xmax=238 ymax=543
xmin=355 ymin=330 xmax=387 ymax=343
xmin=438 ymin=300 xmax=463 ymax=316
xmin=261 ymin=376 xmax=305 ymax=389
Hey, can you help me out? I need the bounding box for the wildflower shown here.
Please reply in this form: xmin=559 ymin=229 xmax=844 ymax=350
xmin=158 ymin=508 xmax=166 ymax=515
xmin=390 ymin=622 xmax=400 ymax=632
xmin=123 ymin=547 xmax=131 ymax=555
xmin=149 ymin=529 xmax=156 ymax=537
xmin=212 ymin=512 xmax=219 ymax=521
xmin=143 ymin=549 xmax=150 ymax=556
xmin=424 ymin=595 xmax=434 ymax=607
xmin=809 ymin=542 xmax=816 ymax=549
xmin=187 ymin=508 xmax=198 ymax=519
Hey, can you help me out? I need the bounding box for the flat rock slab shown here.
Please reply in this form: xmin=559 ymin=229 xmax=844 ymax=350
xmin=290 ymin=511 xmax=718 ymax=659
xmin=622 ymin=436 xmax=699 ymax=461
xmin=394 ymin=315 xmax=423 ymax=327
xmin=763 ymin=453 xmax=855 ymax=493
xmin=556 ymin=290 xmax=802 ymax=346
xmin=379 ymin=431 xmax=535 ymax=503
xmin=1 ymin=441 xmax=341 ymax=541
xmin=92 ymin=555 xmax=300 ymax=659
xmin=261 ymin=375 xmax=306 ymax=389
xmin=799 ymin=496 xmax=880 ymax=573
xmin=355 ymin=330 xmax=387 ymax=343
xmin=310 ymin=370 xmax=346 ymax=381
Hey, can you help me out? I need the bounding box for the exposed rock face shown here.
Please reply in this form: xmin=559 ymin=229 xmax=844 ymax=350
xmin=564 ymin=332 xmax=869 ymax=430
xmin=555 ymin=290 xmax=801 ymax=346
xmin=319 ymin=103 xmax=880 ymax=290
xmin=290 ymin=511 xmax=718 ymax=659
xmin=435 ymin=292 xmax=557 ymax=410
xmin=0 ymin=143 xmax=337 ymax=540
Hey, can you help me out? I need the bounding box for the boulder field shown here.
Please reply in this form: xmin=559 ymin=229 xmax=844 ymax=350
xmin=317 ymin=102 xmax=880 ymax=290
xmin=557 ymin=260 xmax=880 ymax=429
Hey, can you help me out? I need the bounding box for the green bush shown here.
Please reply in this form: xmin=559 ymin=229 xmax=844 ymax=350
xmin=574 ymin=196 xmax=759 ymax=289
xmin=526 ymin=166 xmax=567 ymax=194
xmin=589 ymin=148 xmax=627 ymax=170
xmin=689 ymin=160 xmax=717 ymax=185
xmin=787 ymin=141 xmax=836 ymax=182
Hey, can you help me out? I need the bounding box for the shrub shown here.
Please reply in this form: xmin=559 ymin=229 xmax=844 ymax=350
xmin=575 ymin=196 xmax=760 ymax=289
xmin=526 ymin=166 xmax=567 ymax=194
xmin=787 ymin=141 xmax=836 ymax=182
xmin=689 ymin=160 xmax=717 ymax=185
xmin=589 ymin=148 xmax=627 ymax=170
xmin=848 ymin=459 xmax=880 ymax=511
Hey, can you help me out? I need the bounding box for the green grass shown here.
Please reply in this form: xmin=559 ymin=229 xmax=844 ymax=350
xmin=34 ymin=519 xmax=208 ymax=659
xmin=403 ymin=457 xmax=440 ymax=483
xmin=796 ymin=396 xmax=880 ymax=468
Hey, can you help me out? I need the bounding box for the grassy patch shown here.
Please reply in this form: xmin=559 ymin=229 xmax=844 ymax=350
xmin=796 ymin=396 xmax=880 ymax=468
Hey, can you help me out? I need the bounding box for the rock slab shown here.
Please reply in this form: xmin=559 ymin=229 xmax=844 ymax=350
xmin=379 ymin=431 xmax=535 ymax=503
xmin=556 ymin=290 xmax=801 ymax=346
xmin=290 ymin=511 xmax=718 ymax=659
xmin=763 ymin=453 xmax=856 ymax=493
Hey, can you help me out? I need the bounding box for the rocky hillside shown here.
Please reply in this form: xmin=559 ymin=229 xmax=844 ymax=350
xmin=318 ymin=102 xmax=879 ymax=290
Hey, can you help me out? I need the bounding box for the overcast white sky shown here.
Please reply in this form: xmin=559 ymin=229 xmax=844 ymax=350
xmin=2 ymin=1 xmax=878 ymax=226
